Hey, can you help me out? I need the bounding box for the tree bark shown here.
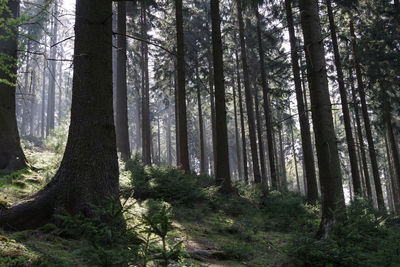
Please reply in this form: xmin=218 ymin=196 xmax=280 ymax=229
xmin=285 ymin=0 xmax=318 ymax=200
xmin=0 ymin=0 xmax=120 ymax=230
xmin=196 ymin=61 xmax=206 ymax=174
xmin=236 ymin=0 xmax=261 ymax=184
xmin=115 ymin=1 xmax=131 ymax=161
xmin=299 ymin=0 xmax=345 ymax=238
xmin=254 ymin=86 xmax=267 ymax=184
xmin=349 ymin=17 xmax=385 ymax=210
xmin=327 ymin=0 xmax=361 ymax=196
xmin=175 ymin=0 xmax=190 ymax=172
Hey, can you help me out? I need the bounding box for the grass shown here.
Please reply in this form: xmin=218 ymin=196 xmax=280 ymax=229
xmin=4 ymin=139 xmax=399 ymax=266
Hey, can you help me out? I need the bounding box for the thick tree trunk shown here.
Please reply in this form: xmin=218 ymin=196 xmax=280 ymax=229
xmin=385 ymin=133 xmax=398 ymax=212
xmin=115 ymin=1 xmax=131 ymax=161
xmin=210 ymin=0 xmax=231 ymax=191
xmin=285 ymin=0 xmax=318 ymax=201
xmin=255 ymin=5 xmax=276 ymax=188
xmin=235 ymin=49 xmax=248 ymax=183
xmin=349 ymin=17 xmax=385 ymax=210
xmin=236 ymin=0 xmax=261 ymax=184
xmin=175 ymin=0 xmax=190 ymax=172
xmin=327 ymin=0 xmax=361 ymax=196
xmin=0 ymin=0 xmax=27 ymax=172
xmin=299 ymin=0 xmax=345 ymax=238
xmin=0 ymin=0 xmax=120 ymax=230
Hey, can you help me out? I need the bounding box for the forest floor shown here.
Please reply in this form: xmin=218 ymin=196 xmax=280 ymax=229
xmin=1 ymin=139 xmax=400 ymax=266
xmin=0 ymin=140 xmax=298 ymax=266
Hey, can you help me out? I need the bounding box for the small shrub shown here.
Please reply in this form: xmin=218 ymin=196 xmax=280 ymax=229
xmin=287 ymin=199 xmax=400 ymax=267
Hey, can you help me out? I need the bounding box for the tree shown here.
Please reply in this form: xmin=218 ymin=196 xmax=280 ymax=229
xmin=174 ymin=0 xmax=190 ymax=172
xmin=0 ymin=0 xmax=27 ymax=172
xmin=210 ymin=0 xmax=232 ymax=191
xmin=0 ymin=0 xmax=120 ymax=230
xmin=254 ymin=2 xmax=276 ymax=187
xmin=284 ymin=0 xmax=318 ymax=201
xmin=349 ymin=16 xmax=384 ymax=210
xmin=235 ymin=0 xmax=261 ymax=184
xmin=115 ymin=1 xmax=131 ymax=161
xmin=298 ymin=0 xmax=345 ymax=238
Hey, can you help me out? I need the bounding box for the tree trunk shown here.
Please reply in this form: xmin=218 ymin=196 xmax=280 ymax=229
xmin=175 ymin=0 xmax=190 ymax=172
xmin=236 ymin=0 xmax=261 ymax=184
xmin=348 ymin=66 xmax=372 ymax=198
xmin=327 ymin=0 xmax=361 ymax=196
xmin=0 ymin=0 xmax=120 ymax=230
xmin=255 ymin=4 xmax=276 ymax=188
xmin=349 ymin=17 xmax=384 ymax=210
xmin=385 ymin=133 xmax=398 ymax=212
xmin=299 ymin=0 xmax=345 ymax=238
xmin=382 ymin=91 xmax=400 ymax=211
xmin=195 ymin=58 xmax=206 ymax=173
xmin=115 ymin=1 xmax=131 ymax=161
xmin=0 ymin=0 xmax=27 ymax=172
xmin=141 ymin=3 xmax=151 ymax=165
xmin=278 ymin=122 xmax=287 ymax=191
xmin=46 ymin=0 xmax=58 ymax=136
xmin=210 ymin=0 xmax=231 ymax=191
xmin=285 ymin=0 xmax=318 ymax=201
xmin=290 ymin=119 xmax=300 ymax=193
xmin=254 ymin=86 xmax=267 ymax=184
xmin=232 ymin=72 xmax=242 ymax=180
xmin=235 ymin=49 xmax=248 ymax=183
xmin=57 ymin=60 xmax=63 ymax=125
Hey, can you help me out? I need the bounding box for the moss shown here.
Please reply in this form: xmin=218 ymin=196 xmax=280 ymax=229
xmin=0 ymin=199 xmax=10 ymax=210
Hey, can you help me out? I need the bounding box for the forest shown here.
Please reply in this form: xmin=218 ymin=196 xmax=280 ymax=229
xmin=1 ymin=0 xmax=400 ymax=266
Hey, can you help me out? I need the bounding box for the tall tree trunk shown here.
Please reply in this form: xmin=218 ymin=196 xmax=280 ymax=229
xmin=254 ymin=86 xmax=267 ymax=183
xmin=235 ymin=49 xmax=248 ymax=183
xmin=299 ymin=0 xmax=345 ymax=238
xmin=382 ymin=91 xmax=400 ymax=211
xmin=22 ymin=44 xmax=31 ymax=137
xmin=41 ymin=35 xmax=47 ymax=138
xmin=236 ymin=0 xmax=261 ymax=183
xmin=327 ymin=0 xmax=361 ymax=196
xmin=385 ymin=133 xmax=398 ymax=212
xmin=0 ymin=0 xmax=27 ymax=172
xmin=196 ymin=71 xmax=206 ymax=174
xmin=175 ymin=0 xmax=190 ymax=172
xmin=290 ymin=119 xmax=300 ymax=193
xmin=141 ymin=3 xmax=151 ymax=165
xmin=232 ymin=73 xmax=242 ymax=180
xmin=278 ymin=122 xmax=287 ymax=191
xmin=1 ymin=0 xmax=120 ymax=230
xmin=210 ymin=0 xmax=231 ymax=191
xmin=115 ymin=1 xmax=131 ymax=161
xmin=349 ymin=17 xmax=384 ymax=210
xmin=255 ymin=4 xmax=276 ymax=187
xmin=47 ymin=0 xmax=58 ymax=136
xmin=206 ymin=49 xmax=217 ymax=175
xmin=349 ymin=66 xmax=372 ymax=198
xmin=57 ymin=60 xmax=63 ymax=125
xmin=285 ymin=0 xmax=318 ymax=201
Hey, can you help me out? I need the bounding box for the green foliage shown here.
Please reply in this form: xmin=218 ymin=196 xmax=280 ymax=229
xmin=45 ymin=119 xmax=69 ymax=155
xmin=127 ymin=155 xmax=213 ymax=206
xmin=140 ymin=205 xmax=184 ymax=266
xmin=55 ymin=195 xmax=140 ymax=266
xmin=261 ymin=190 xmax=320 ymax=232
xmin=287 ymin=200 xmax=400 ymax=267
xmin=219 ymin=240 xmax=254 ymax=261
